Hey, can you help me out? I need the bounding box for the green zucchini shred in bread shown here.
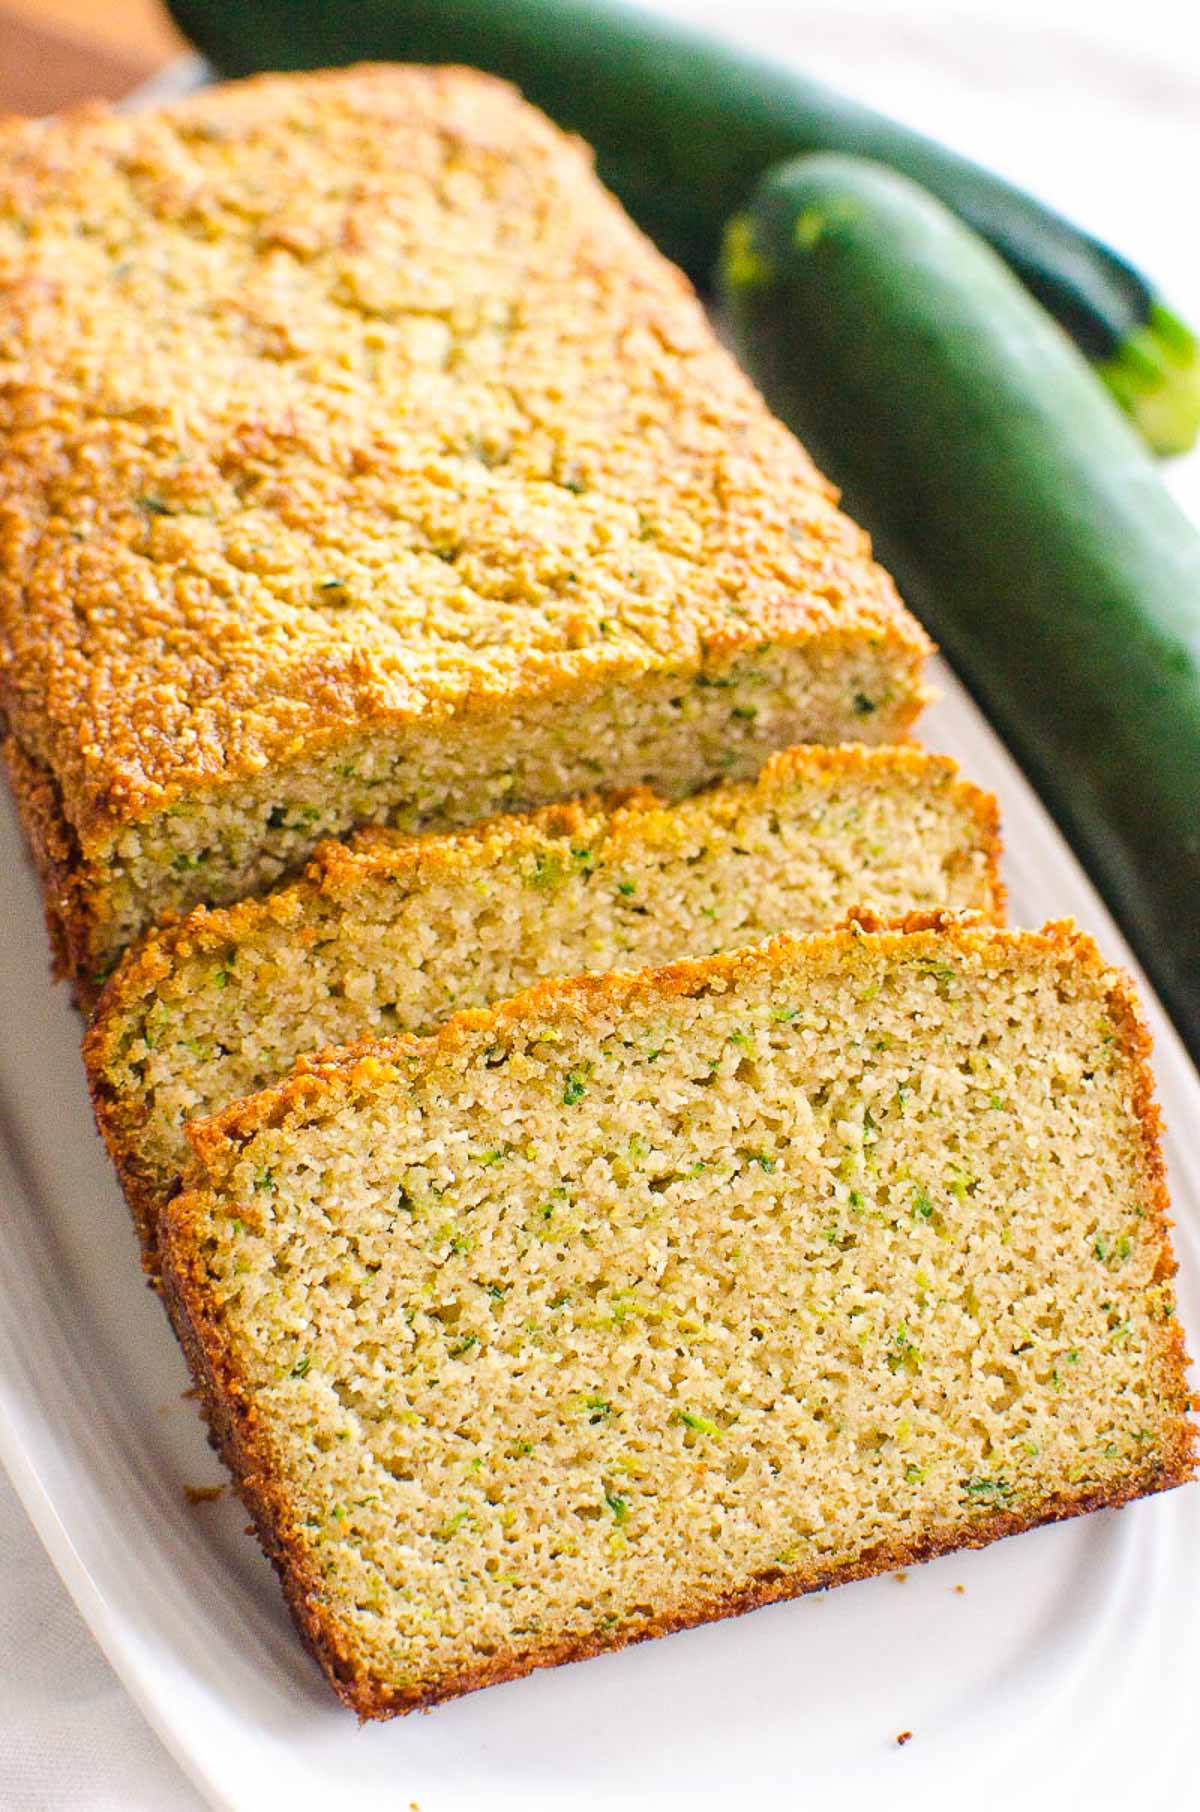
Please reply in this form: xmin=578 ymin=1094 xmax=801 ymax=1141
xmin=85 ymin=744 xmax=1001 ymax=1271
xmin=162 ymin=914 xmax=1195 ymax=1718
xmin=0 ymin=64 xmax=929 ymax=996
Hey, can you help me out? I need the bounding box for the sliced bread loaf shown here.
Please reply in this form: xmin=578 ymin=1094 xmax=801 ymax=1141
xmin=86 ymin=746 xmax=1000 ymax=1270
xmin=162 ymin=914 xmax=1194 ymax=1718
xmin=0 ymin=65 xmax=929 ymax=996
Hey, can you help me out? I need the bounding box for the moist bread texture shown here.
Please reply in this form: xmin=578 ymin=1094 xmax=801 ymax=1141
xmin=86 ymin=744 xmax=1001 ymax=1270
xmin=0 ymin=65 xmax=929 ymax=993
xmin=162 ymin=914 xmax=1195 ymax=1718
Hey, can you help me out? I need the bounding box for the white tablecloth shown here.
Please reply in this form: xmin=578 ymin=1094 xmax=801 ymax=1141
xmin=0 ymin=1472 xmax=204 ymax=1809
xmin=2 ymin=4 xmax=1197 ymax=1806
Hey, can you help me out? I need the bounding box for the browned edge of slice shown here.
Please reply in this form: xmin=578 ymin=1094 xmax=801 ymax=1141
xmin=159 ymin=914 xmax=1196 ymax=1717
xmin=2 ymin=733 xmax=91 ymax=991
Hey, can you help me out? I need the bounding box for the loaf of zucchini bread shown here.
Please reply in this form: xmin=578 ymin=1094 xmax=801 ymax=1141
xmin=162 ymin=914 xmax=1194 ymax=1717
xmin=0 ymin=64 xmax=929 ymax=996
xmin=86 ymin=744 xmax=1000 ymax=1270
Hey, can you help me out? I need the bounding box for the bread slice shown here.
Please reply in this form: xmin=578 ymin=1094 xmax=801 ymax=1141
xmin=161 ymin=914 xmax=1194 ymax=1718
xmin=0 ymin=65 xmax=930 ymax=997
xmin=86 ymin=745 xmax=1000 ymax=1272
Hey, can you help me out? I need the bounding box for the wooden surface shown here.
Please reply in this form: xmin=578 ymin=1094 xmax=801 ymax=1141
xmin=0 ymin=0 xmax=184 ymax=114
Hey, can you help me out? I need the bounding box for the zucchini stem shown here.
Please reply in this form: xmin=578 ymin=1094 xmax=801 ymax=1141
xmin=1099 ymin=303 xmax=1200 ymax=457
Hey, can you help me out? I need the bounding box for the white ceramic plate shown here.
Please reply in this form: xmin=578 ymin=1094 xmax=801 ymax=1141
xmin=2 ymin=9 xmax=1199 ymax=1809
xmin=5 ymin=660 xmax=1198 ymax=1812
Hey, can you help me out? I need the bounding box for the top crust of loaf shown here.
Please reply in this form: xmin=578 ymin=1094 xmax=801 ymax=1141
xmin=0 ymin=64 xmax=927 ymax=854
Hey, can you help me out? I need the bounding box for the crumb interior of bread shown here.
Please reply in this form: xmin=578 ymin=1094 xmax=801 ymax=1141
xmin=91 ymin=640 xmax=917 ymax=971
xmin=96 ymin=749 xmax=992 ymax=1227
xmin=180 ymin=943 xmax=1182 ymax=1704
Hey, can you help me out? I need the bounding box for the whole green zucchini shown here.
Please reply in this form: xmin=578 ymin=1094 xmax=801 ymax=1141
xmin=721 ymin=155 xmax=1200 ymax=1057
xmin=164 ymin=0 xmax=1200 ymax=452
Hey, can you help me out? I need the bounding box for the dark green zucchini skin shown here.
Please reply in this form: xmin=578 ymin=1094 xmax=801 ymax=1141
xmin=163 ymin=0 xmax=1199 ymax=450
xmin=722 ymin=155 xmax=1200 ymax=1057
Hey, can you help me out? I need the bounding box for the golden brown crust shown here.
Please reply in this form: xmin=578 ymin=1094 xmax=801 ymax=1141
xmin=1098 ymin=961 xmax=1196 ymax=1409
xmin=0 ymin=62 xmax=928 ymax=874
xmin=1 ymin=734 xmax=95 ymax=991
xmin=160 ymin=913 xmax=1196 ymax=1717
xmin=85 ymin=1113 xmax=161 ymax=1285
